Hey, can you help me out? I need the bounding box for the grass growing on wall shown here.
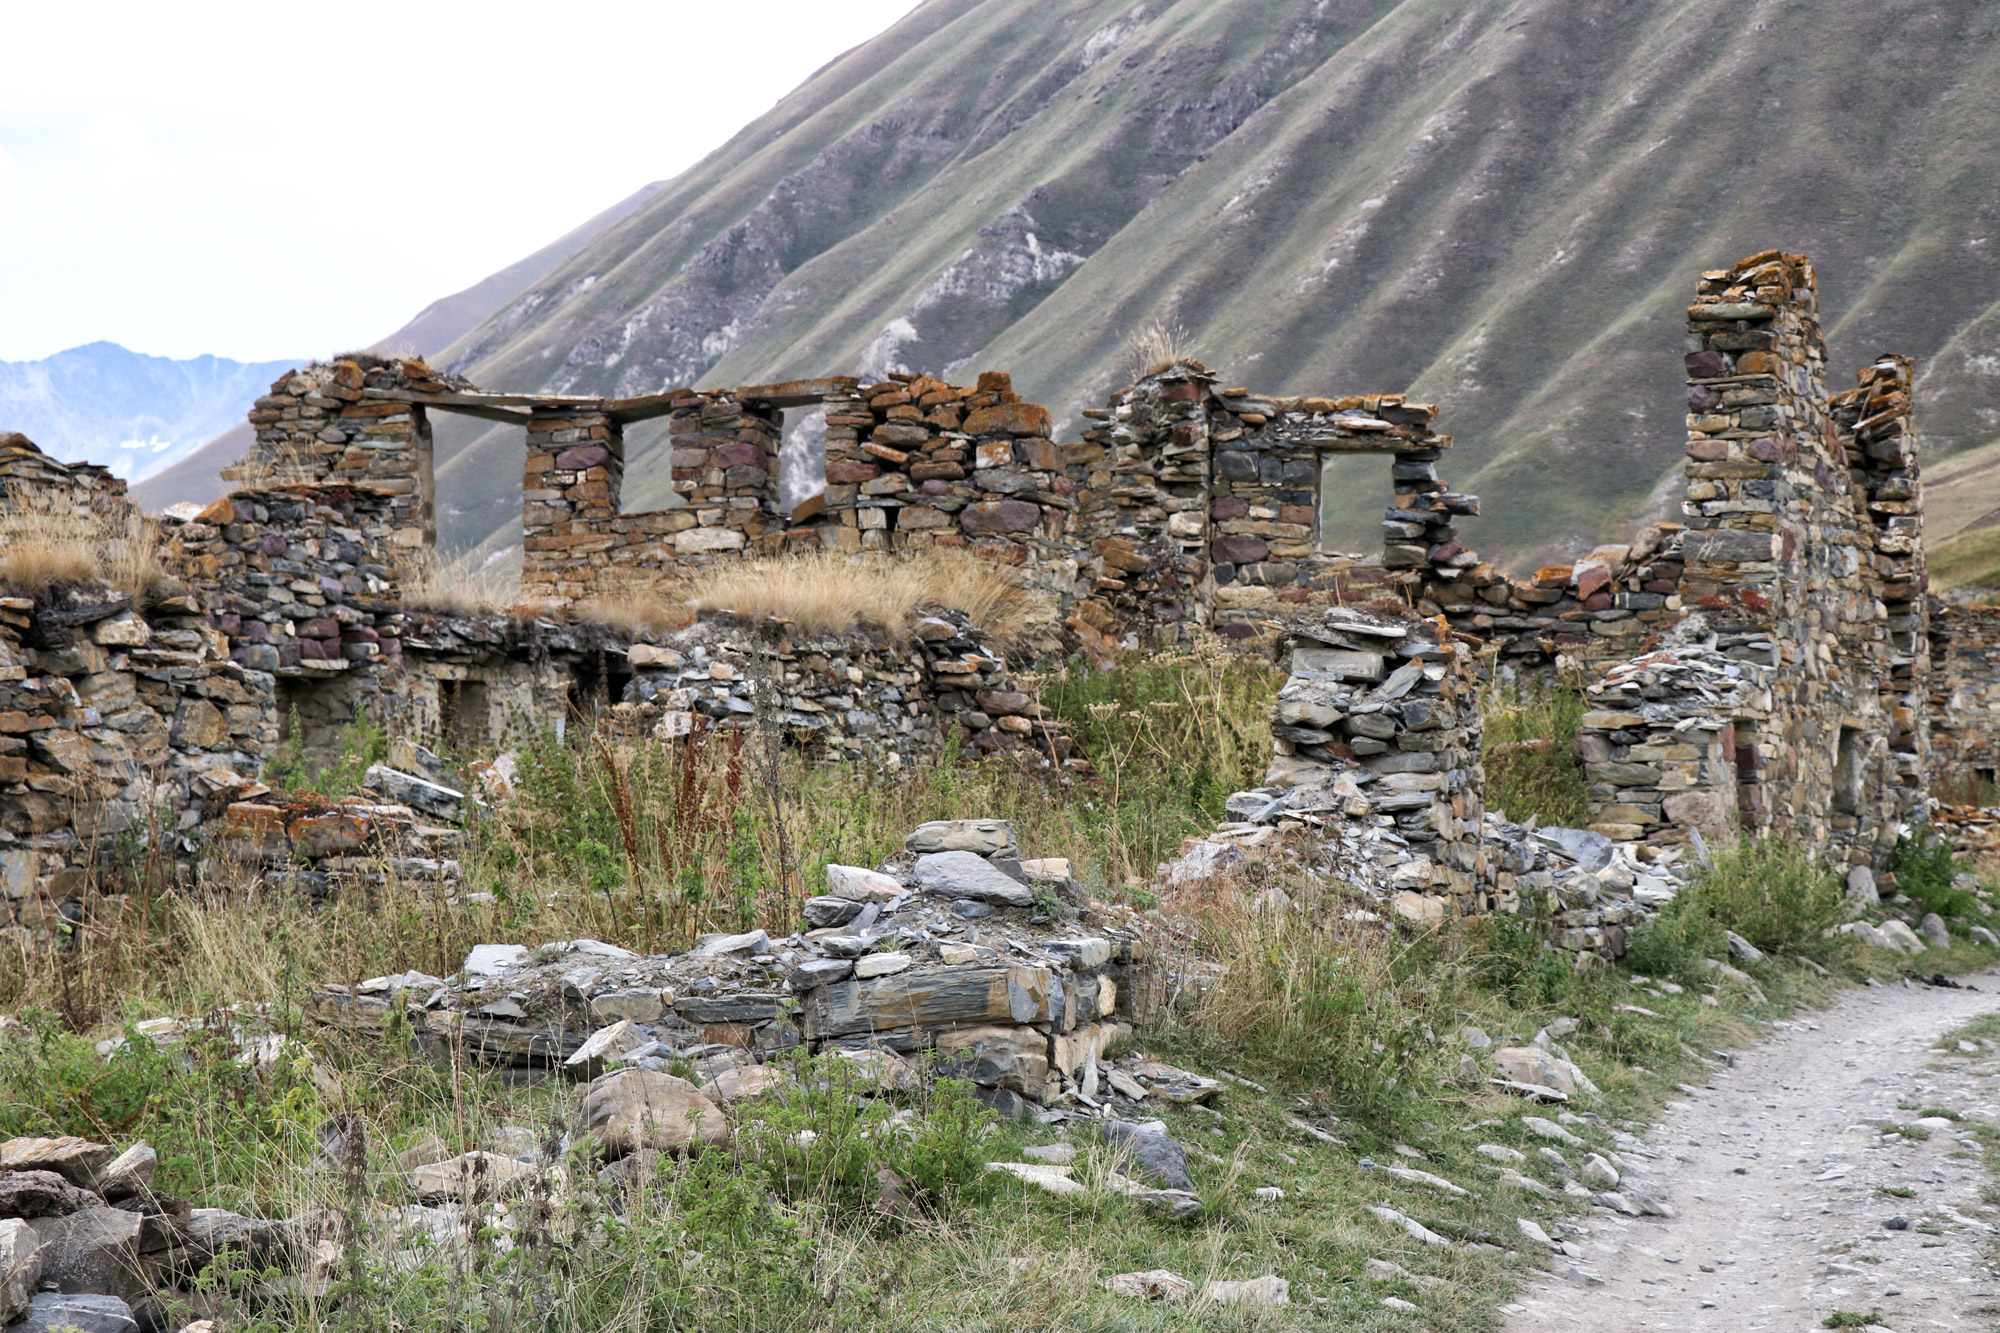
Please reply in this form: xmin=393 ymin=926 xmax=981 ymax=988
xmin=1480 ymin=674 xmax=1589 ymax=827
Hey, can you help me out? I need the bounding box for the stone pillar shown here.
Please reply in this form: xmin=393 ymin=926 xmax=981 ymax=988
xmin=234 ymin=358 xmax=438 ymax=557
xmin=666 ymin=391 xmax=779 ymax=563
xmin=521 ymin=408 xmax=624 ymax=601
xmin=1832 ymin=355 xmax=1930 ymax=823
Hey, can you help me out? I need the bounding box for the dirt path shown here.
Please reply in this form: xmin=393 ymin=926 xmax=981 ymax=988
xmin=1500 ymin=971 xmax=2000 ymax=1332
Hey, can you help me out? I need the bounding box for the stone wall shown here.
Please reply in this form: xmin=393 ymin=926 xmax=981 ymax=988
xmin=0 ymin=585 xmax=275 ymax=938
xmin=1575 ymin=638 xmax=1764 ymax=846
xmin=613 ymin=607 xmax=1073 ymax=768
xmin=1928 ymin=602 xmax=2000 ymax=787
xmin=1616 ymin=250 xmax=1917 ymax=867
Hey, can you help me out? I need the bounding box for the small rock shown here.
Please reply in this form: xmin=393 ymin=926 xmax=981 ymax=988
xmin=0 ymin=1137 xmax=113 ymax=1186
xmin=1100 ymin=1120 xmax=1193 ymax=1191
xmin=789 ymin=958 xmax=853 ymax=990
xmin=589 ymin=988 xmax=669 ymax=1025
xmin=987 ymin=1161 xmax=1083 ymax=1197
xmin=1493 ymin=1047 xmax=1576 ymax=1095
xmin=1105 ymin=1268 xmax=1193 ymax=1302
xmin=1846 ymin=865 xmax=1879 ymax=910
xmin=0 ymin=1219 xmax=39 ymax=1323
xmin=1521 ymin=1116 xmax=1585 ymax=1147
xmin=1517 ymin=1217 xmax=1558 ymax=1249
xmin=705 ymin=1064 xmax=790 ymax=1104
xmin=1581 ymin=1154 xmax=1620 ymax=1189
xmin=1201 ymin=1275 xmax=1288 ymax=1307
xmin=693 ymin=929 xmax=769 ymax=957
xmin=823 ymin=1047 xmax=918 ymax=1094
xmin=801 ymin=896 xmax=864 ymax=928
xmin=14 ymin=1292 xmax=137 ymax=1333
xmin=1723 ymin=930 xmax=1765 ymax=964
xmin=1475 ymin=1144 xmax=1525 ymax=1165
xmin=854 ymin=952 xmax=912 ymax=979
xmin=408 ymin=1151 xmax=534 ymax=1202
xmin=905 ymin=819 xmax=1017 ymax=857
xmin=1382 ymin=1296 xmax=1419 ymax=1311
xmin=825 ymin=864 xmax=903 ymax=903
xmin=567 ymin=1020 xmax=654 ymax=1080
xmin=90 ymin=1143 xmax=154 ymax=1201
xmin=1254 ymin=1186 xmax=1285 ymax=1203
xmin=1876 ymin=919 xmax=1927 ymax=955
xmin=1021 ymin=1143 xmax=1076 ymax=1164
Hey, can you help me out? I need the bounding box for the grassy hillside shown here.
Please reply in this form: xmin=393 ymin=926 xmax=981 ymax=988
xmin=207 ymin=0 xmax=2000 ymax=575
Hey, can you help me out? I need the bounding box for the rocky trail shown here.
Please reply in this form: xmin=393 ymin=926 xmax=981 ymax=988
xmin=1502 ymin=971 xmax=2000 ymax=1332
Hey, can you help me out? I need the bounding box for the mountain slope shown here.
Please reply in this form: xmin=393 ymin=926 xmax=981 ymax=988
xmin=272 ymin=0 xmax=2000 ymax=571
xmin=0 ymin=343 xmax=297 ymax=484
xmin=129 ymin=182 xmax=666 ymax=513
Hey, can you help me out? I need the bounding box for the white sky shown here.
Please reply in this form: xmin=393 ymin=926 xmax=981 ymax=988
xmin=0 ymin=0 xmax=922 ymax=364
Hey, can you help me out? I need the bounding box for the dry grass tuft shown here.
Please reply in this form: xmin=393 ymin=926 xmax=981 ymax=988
xmin=1126 ymin=318 xmax=1198 ymax=380
xmin=400 ymin=549 xmax=522 ymax=617
xmin=569 ymin=584 xmax=694 ymax=635
xmin=0 ymin=486 xmax=163 ymax=599
xmin=683 ymin=548 xmax=1053 ymax=645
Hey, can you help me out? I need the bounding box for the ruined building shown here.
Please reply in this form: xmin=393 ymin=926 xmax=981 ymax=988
xmin=1 ymin=251 xmax=1997 ymax=945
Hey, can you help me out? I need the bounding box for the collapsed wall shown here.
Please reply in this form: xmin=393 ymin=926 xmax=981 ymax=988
xmin=0 ymin=247 xmax=1979 ymax=951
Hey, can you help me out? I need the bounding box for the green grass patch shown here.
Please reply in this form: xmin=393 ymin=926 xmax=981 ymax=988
xmin=1481 ymin=677 xmax=1588 ymax=827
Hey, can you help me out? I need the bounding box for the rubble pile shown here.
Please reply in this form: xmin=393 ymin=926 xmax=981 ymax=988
xmin=309 ymin=819 xmax=1161 ymax=1120
xmin=0 ymin=1131 xmax=300 ymax=1332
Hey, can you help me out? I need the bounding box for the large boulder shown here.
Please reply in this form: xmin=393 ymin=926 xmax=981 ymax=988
xmin=26 ymin=1206 xmax=146 ymax=1308
xmin=15 ymin=1292 xmax=137 ymax=1333
xmin=909 ymin=851 xmax=1034 ymax=907
xmin=579 ymin=1070 xmax=728 ymax=1156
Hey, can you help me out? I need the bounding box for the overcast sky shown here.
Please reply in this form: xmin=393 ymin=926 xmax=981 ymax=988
xmin=0 ymin=0 xmax=921 ymax=364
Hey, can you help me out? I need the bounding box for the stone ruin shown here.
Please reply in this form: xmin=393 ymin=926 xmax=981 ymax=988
xmin=0 ymin=250 xmax=1998 ymax=957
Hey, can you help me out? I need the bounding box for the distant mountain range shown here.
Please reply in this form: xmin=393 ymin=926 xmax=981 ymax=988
xmin=109 ymin=0 xmax=2000 ymax=584
xmin=0 ymin=343 xmax=297 ymax=484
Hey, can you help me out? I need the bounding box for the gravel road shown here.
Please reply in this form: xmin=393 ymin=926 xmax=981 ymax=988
xmin=1501 ymin=971 xmax=2000 ymax=1332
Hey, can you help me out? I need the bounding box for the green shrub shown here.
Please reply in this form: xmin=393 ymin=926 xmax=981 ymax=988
xmin=1890 ymin=828 xmax=1978 ymax=918
xmin=1678 ymin=838 xmax=1849 ymax=963
xmin=1470 ymin=911 xmax=1578 ymax=1008
xmin=1172 ymin=879 xmax=1462 ymax=1117
xmin=743 ymin=1056 xmax=996 ymax=1221
xmin=1623 ymin=882 xmax=1729 ymax=984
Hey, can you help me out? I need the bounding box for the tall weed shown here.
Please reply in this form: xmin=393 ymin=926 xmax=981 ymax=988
xmin=1168 ymin=874 xmax=1461 ymax=1116
xmin=1481 ymin=675 xmax=1588 ymax=827
xmin=1625 ymin=837 xmax=1847 ymax=974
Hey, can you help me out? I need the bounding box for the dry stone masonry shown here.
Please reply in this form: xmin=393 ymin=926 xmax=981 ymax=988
xmin=4 ymin=248 xmax=2000 ymax=944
